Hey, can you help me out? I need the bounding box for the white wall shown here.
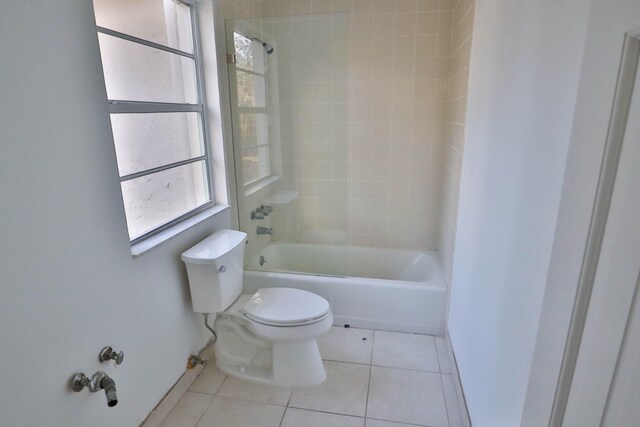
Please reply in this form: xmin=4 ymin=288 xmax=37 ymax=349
xmin=0 ymin=1 xmax=230 ymax=426
xmin=523 ymin=0 xmax=640 ymax=424
xmin=447 ymin=0 xmax=590 ymax=425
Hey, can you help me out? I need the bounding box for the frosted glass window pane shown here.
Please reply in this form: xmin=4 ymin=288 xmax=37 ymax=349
xmin=242 ymin=146 xmax=271 ymax=184
xmin=233 ymin=32 xmax=265 ymax=73
xmin=98 ymin=33 xmax=198 ymax=103
xmin=110 ymin=112 xmax=204 ymax=176
xmin=93 ymin=0 xmax=193 ymax=53
xmin=238 ymin=113 xmax=268 ymax=148
xmin=236 ymin=71 xmax=266 ymax=107
xmin=121 ymin=161 xmax=210 ymax=240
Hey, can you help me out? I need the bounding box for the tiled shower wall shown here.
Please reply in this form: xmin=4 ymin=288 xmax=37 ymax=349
xmin=439 ymin=0 xmax=474 ymax=284
xmin=262 ymin=0 xmax=455 ymax=251
xmin=213 ymin=0 xmax=474 ymax=262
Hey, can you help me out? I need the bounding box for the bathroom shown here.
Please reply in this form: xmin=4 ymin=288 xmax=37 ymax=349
xmin=1 ymin=0 xmax=640 ymax=426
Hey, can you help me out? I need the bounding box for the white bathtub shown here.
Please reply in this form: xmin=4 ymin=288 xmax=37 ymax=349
xmin=243 ymin=242 xmax=447 ymax=335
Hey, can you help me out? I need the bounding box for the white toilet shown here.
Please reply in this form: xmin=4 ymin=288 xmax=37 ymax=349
xmin=181 ymin=229 xmax=333 ymax=388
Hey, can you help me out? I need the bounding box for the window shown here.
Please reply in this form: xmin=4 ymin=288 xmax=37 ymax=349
xmin=232 ymin=32 xmax=272 ymax=186
xmin=93 ymin=0 xmax=213 ymax=243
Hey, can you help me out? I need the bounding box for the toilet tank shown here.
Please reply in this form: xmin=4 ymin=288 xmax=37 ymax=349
xmin=181 ymin=230 xmax=247 ymax=313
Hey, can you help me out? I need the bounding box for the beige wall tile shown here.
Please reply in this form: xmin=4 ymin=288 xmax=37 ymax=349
xmin=219 ymin=0 xmax=474 ymax=251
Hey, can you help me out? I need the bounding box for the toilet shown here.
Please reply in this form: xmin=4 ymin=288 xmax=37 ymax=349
xmin=181 ymin=229 xmax=333 ymax=388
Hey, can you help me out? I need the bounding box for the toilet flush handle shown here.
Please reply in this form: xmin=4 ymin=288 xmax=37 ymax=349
xmin=219 ymin=265 xmax=226 ymax=272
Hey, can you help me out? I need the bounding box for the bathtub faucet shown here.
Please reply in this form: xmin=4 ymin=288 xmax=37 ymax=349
xmin=251 ymin=205 xmax=272 ymax=220
xmin=256 ymin=226 xmax=272 ymax=236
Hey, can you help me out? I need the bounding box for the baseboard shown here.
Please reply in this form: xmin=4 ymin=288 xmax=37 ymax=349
xmin=140 ymin=346 xmax=215 ymax=427
xmin=445 ymin=328 xmax=472 ymax=427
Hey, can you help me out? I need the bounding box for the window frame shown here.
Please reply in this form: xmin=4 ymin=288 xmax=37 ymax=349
xmin=96 ymin=0 xmax=215 ymax=246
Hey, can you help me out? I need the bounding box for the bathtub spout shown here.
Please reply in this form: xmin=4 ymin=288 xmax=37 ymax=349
xmin=257 ymin=226 xmax=272 ymax=236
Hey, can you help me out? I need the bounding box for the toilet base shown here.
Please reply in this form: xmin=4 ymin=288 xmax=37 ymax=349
xmin=213 ymin=318 xmax=328 ymax=388
xmin=215 ymin=339 xmax=326 ymax=388
xmin=272 ymin=339 xmax=326 ymax=388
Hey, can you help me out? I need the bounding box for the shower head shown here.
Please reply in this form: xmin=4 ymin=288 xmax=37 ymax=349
xmin=263 ymin=42 xmax=274 ymax=55
xmin=251 ymin=37 xmax=274 ymax=54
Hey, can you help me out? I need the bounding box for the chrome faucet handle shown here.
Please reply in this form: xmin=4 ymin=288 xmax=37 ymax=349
xmin=251 ymin=210 xmax=265 ymax=220
xmin=72 ymin=373 xmax=90 ymax=392
xmin=260 ymin=205 xmax=273 ymax=214
xmin=99 ymin=346 xmax=124 ymax=365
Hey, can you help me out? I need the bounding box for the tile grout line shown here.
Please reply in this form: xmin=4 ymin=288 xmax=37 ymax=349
xmin=214 ymin=394 xmax=290 ymax=408
xmin=435 ymin=333 xmax=454 ymax=427
xmin=434 ymin=336 xmax=444 ymax=373
xmin=190 ymin=372 xmax=225 ymax=427
xmin=284 ymin=405 xmax=368 ymax=419
xmin=364 ymin=329 xmax=376 ymax=420
xmin=434 ymin=336 xmax=456 ymax=426
xmin=370 ymin=363 xmax=442 ymax=375
xmin=191 ymin=394 xmax=211 ymax=427
xmin=366 ymin=415 xmax=432 ymax=427
xmin=367 ymin=415 xmax=435 ymax=427
xmin=438 ymin=372 xmax=453 ymax=427
xmin=279 ymin=381 xmax=294 ymax=427
xmin=433 ymin=337 xmax=451 ymax=427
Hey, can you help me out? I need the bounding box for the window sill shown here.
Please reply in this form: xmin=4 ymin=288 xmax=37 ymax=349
xmin=243 ymin=175 xmax=281 ymax=197
xmin=131 ymin=204 xmax=230 ymax=258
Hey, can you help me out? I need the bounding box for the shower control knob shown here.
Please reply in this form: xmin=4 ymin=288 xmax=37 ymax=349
xmin=99 ymin=346 xmax=124 ymax=365
xmin=251 ymin=210 xmax=265 ymax=220
xmin=219 ymin=265 xmax=227 ymax=272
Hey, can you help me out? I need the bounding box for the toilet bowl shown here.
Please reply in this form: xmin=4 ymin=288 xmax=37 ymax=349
xmin=181 ymin=230 xmax=332 ymax=388
xmin=214 ymin=288 xmax=333 ymax=387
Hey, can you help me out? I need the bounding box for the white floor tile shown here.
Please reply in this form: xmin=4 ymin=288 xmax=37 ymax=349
xmin=318 ymin=326 xmax=374 ymax=364
xmin=366 ymin=419 xmax=426 ymax=427
xmin=195 ymin=396 xmax=285 ymax=427
xmin=188 ymin=365 xmax=226 ymax=395
xmin=289 ymin=360 xmax=370 ymax=417
xmin=372 ymin=331 xmax=439 ymax=372
xmin=217 ymin=375 xmax=292 ymax=406
xmin=281 ymin=408 xmax=365 ymax=427
xmin=160 ymin=391 xmax=212 ymax=427
xmin=367 ymin=366 xmax=448 ymax=427
xmin=157 ymin=328 xmax=456 ymax=427
xmin=442 ymin=374 xmax=464 ymax=427
xmin=435 ymin=337 xmax=452 ymax=374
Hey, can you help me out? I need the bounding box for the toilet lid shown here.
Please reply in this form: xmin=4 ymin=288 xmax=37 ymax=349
xmin=241 ymin=288 xmax=330 ymax=326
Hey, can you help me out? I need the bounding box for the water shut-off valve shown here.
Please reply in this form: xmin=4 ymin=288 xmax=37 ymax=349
xmin=72 ymin=371 xmax=118 ymax=407
xmin=71 ymin=346 xmax=124 ymax=407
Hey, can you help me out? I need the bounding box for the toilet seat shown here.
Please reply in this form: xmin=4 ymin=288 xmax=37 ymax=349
xmin=241 ymin=287 xmax=330 ymax=327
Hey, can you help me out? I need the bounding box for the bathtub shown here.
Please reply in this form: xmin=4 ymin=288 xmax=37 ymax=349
xmin=243 ymin=242 xmax=447 ymax=335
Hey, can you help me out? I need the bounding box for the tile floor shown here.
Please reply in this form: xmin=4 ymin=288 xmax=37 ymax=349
xmin=160 ymin=327 xmax=464 ymax=427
